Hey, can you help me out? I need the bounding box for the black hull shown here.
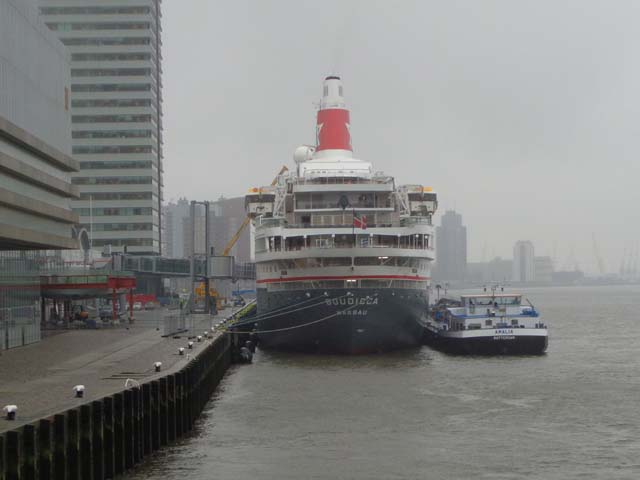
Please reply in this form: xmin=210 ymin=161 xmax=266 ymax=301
xmin=423 ymin=329 xmax=548 ymax=356
xmin=253 ymin=288 xmax=428 ymax=354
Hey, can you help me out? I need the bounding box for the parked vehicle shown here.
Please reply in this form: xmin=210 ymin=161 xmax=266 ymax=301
xmin=144 ymin=301 xmax=156 ymax=310
xmin=99 ymin=306 xmax=120 ymax=321
xmin=133 ymin=302 xmax=143 ymax=311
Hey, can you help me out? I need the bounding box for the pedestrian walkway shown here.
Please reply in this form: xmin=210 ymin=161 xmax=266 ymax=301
xmin=0 ymin=311 xmax=228 ymax=433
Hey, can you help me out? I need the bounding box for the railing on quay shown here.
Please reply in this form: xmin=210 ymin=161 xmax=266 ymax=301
xmin=0 ymin=306 xmax=40 ymax=350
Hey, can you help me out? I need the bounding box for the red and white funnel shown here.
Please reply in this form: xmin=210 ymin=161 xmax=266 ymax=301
xmin=297 ymin=76 xmax=372 ymax=179
xmin=315 ymin=75 xmax=352 ymax=156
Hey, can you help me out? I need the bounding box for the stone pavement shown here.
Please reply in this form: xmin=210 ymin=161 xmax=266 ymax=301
xmin=0 ymin=310 xmax=229 ymax=433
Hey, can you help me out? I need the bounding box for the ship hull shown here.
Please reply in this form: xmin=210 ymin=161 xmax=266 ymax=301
xmin=253 ymin=288 xmax=428 ymax=354
xmin=423 ymin=327 xmax=548 ymax=355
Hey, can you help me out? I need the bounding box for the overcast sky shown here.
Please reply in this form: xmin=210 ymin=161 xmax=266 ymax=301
xmin=162 ymin=0 xmax=639 ymax=273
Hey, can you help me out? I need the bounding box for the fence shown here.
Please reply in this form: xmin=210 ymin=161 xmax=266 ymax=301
xmin=163 ymin=293 xmax=192 ymax=337
xmin=0 ymin=305 xmax=41 ymax=350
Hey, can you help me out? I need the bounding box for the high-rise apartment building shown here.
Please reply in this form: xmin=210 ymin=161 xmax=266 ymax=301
xmin=435 ymin=210 xmax=467 ymax=282
xmin=513 ymin=240 xmax=535 ymax=283
xmin=40 ymin=0 xmax=164 ymax=254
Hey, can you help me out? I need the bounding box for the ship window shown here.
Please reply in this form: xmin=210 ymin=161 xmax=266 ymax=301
xmin=354 ymin=257 xmax=380 ymax=266
xmin=511 ymin=319 xmax=519 ymax=326
xmin=485 ymin=319 xmax=492 ymax=326
xmin=323 ymin=257 xmax=352 ymax=267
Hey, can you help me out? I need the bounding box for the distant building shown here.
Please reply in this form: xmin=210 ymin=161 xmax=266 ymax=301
xmin=534 ymin=256 xmax=554 ymax=283
xmin=40 ymin=1 xmax=164 ymax=254
xmin=165 ymin=197 xmax=250 ymax=263
xmin=467 ymin=257 xmax=513 ymax=284
xmin=435 ymin=210 xmax=467 ymax=282
xmin=513 ymin=241 xmax=535 ymax=283
xmin=164 ymin=198 xmax=190 ymax=258
xmin=552 ymin=270 xmax=584 ymax=285
xmin=212 ymin=197 xmax=250 ymax=262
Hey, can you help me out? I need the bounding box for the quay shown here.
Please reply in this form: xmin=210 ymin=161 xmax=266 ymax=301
xmin=0 ymin=310 xmax=236 ymax=479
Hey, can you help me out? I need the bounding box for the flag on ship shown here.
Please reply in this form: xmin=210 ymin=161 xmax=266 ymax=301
xmin=353 ymin=213 xmax=367 ymax=229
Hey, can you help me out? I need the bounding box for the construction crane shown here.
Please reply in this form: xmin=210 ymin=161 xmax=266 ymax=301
xmin=591 ymin=233 xmax=606 ymax=276
xmin=198 ymin=165 xmax=289 ymax=308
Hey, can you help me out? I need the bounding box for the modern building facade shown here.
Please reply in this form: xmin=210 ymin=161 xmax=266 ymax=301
xmin=40 ymin=0 xmax=164 ymax=254
xmin=1 ymin=0 xmax=79 ymax=349
xmin=435 ymin=210 xmax=467 ymax=282
xmin=1 ymin=0 xmax=79 ymax=250
xmin=513 ymin=240 xmax=535 ymax=283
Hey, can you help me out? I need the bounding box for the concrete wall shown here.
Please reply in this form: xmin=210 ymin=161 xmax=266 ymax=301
xmin=0 ymin=0 xmax=78 ymax=251
xmin=0 ymin=333 xmax=232 ymax=479
xmin=0 ymin=0 xmax=71 ymax=155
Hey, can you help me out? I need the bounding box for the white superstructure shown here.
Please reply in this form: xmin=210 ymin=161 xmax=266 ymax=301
xmin=247 ymin=76 xmax=438 ymax=295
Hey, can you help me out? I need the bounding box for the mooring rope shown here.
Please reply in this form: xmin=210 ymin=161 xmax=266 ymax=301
xmin=221 ymin=302 xmax=360 ymax=335
xmin=227 ymin=293 xmax=353 ymax=329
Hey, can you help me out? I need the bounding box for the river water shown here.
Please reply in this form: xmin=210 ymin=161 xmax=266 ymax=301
xmin=127 ymin=285 xmax=640 ymax=479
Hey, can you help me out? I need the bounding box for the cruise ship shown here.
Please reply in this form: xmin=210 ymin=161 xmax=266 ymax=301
xmin=245 ymin=76 xmax=437 ymax=354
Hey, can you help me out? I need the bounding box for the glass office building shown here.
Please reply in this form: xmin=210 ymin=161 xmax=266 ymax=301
xmin=0 ymin=0 xmax=78 ymax=348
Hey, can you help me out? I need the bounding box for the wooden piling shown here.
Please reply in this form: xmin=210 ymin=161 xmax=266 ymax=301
xmin=103 ymin=397 xmax=115 ymax=480
xmin=1 ymin=333 xmax=232 ymax=478
xmin=150 ymin=381 xmax=160 ymax=451
xmin=91 ymin=401 xmax=104 ymax=480
xmin=21 ymin=425 xmax=36 ymax=480
xmin=158 ymin=377 xmax=169 ymax=447
xmin=79 ymin=404 xmax=93 ymax=480
xmin=66 ymin=409 xmax=80 ymax=480
xmin=6 ymin=430 xmax=20 ymax=480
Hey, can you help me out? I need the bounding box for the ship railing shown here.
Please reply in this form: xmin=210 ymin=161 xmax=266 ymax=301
xmin=261 ymin=243 xmax=435 ymax=253
xmin=293 ymin=176 xmax=393 ymax=186
xmin=400 ymin=216 xmax=433 ymax=226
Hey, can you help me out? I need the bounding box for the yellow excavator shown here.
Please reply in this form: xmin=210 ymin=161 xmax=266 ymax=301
xmin=195 ymin=165 xmax=288 ymax=308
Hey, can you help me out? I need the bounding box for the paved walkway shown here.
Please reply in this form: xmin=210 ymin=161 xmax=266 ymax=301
xmin=0 ymin=310 xmax=230 ymax=433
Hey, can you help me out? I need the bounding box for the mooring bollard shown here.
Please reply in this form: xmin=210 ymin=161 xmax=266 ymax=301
xmin=188 ymin=341 xmax=194 ymax=349
xmin=197 ymin=335 xmax=203 ymax=343
xmin=74 ymin=385 xmax=85 ymax=398
xmin=179 ymin=347 xmax=185 ymax=355
xmin=3 ymin=404 xmax=17 ymax=420
xmin=154 ymin=362 xmax=162 ymax=372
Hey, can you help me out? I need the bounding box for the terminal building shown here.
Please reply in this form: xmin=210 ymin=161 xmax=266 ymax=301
xmin=39 ymin=0 xmax=164 ymax=254
xmin=1 ymin=0 xmax=79 ymax=349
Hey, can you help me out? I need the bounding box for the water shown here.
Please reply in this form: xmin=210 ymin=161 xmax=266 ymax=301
xmin=126 ymin=285 xmax=640 ymax=479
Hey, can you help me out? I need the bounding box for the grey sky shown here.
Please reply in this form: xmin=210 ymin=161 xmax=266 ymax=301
xmin=162 ymin=0 xmax=639 ymax=273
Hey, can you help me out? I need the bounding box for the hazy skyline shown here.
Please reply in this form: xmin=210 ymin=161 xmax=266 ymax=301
xmin=161 ymin=0 xmax=639 ymax=273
